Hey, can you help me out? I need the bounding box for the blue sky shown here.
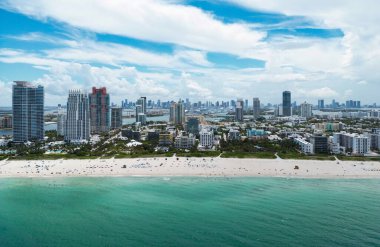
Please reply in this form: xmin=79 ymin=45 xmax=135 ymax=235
xmin=0 ymin=0 xmax=379 ymax=106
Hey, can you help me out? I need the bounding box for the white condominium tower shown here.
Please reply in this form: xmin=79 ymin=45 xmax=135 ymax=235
xmin=65 ymin=90 xmax=90 ymax=142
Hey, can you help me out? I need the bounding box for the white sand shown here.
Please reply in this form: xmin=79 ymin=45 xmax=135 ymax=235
xmin=0 ymin=156 xmax=380 ymax=179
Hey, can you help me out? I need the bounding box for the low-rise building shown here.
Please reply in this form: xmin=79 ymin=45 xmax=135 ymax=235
xmin=353 ymin=135 xmax=370 ymax=154
xmin=199 ymin=129 xmax=214 ymax=149
xmin=294 ymin=138 xmax=313 ymax=154
xmin=0 ymin=138 xmax=10 ymax=146
xmin=147 ymin=130 xmax=160 ymax=141
xmin=372 ymin=128 xmax=380 ymax=134
xmin=309 ymin=135 xmax=328 ymax=154
xmin=174 ymin=133 xmax=195 ymax=149
xmin=246 ymin=129 xmax=266 ymax=138
xmin=368 ymin=132 xmax=380 ymax=150
xmin=159 ymin=133 xmax=173 ymax=146
xmin=315 ymin=122 xmax=344 ymax=132
xmin=333 ymin=132 xmax=370 ymax=155
xmin=227 ymin=129 xmax=240 ymax=141
xmin=121 ymin=129 xmax=141 ymax=141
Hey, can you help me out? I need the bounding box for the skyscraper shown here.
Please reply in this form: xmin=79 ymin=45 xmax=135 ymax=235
xmin=135 ymin=97 xmax=147 ymax=124
xmin=57 ymin=104 xmax=66 ymax=136
xmin=235 ymin=99 xmax=244 ymax=122
xmin=65 ymin=90 xmax=90 ymax=142
xmin=252 ymin=98 xmax=260 ymax=118
xmin=282 ymin=91 xmax=292 ymax=116
xmin=318 ymin=99 xmax=324 ymax=109
xmin=89 ymin=87 xmax=110 ymax=133
xmin=169 ymin=100 xmax=185 ymax=125
xmin=12 ymin=81 xmax=44 ymax=142
xmin=136 ymin=97 xmax=147 ymax=114
xmin=169 ymin=102 xmax=175 ymax=123
xmin=300 ymin=102 xmax=313 ymax=118
xmin=111 ymin=107 xmax=123 ymax=129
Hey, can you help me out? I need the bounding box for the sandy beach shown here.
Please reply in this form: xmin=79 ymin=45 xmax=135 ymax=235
xmin=0 ymin=156 xmax=380 ymax=179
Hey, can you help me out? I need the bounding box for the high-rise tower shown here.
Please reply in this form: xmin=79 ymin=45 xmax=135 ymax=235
xmin=89 ymin=87 xmax=110 ymax=133
xmin=65 ymin=90 xmax=90 ymax=142
xmin=252 ymin=98 xmax=260 ymax=118
xmin=282 ymin=91 xmax=292 ymax=116
xmin=12 ymin=81 xmax=44 ymax=142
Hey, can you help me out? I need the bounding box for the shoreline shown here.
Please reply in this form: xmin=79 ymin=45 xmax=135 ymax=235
xmin=1 ymin=156 xmax=380 ymax=179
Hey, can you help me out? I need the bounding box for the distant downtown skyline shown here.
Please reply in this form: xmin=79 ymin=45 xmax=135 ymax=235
xmin=2 ymin=80 xmax=376 ymax=108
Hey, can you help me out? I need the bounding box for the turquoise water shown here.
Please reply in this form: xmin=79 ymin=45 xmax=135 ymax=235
xmin=0 ymin=177 xmax=379 ymax=247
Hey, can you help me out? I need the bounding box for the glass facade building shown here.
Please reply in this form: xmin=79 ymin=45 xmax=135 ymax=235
xmin=111 ymin=107 xmax=123 ymax=129
xmin=186 ymin=117 xmax=200 ymax=135
xmin=12 ymin=81 xmax=44 ymax=142
xmin=282 ymin=91 xmax=292 ymax=116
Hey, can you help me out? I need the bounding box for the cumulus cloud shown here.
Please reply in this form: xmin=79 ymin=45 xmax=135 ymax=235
xmin=181 ymin=73 xmax=213 ymax=99
xmin=229 ymin=0 xmax=380 ymax=82
xmin=0 ymin=0 xmax=265 ymax=56
xmin=296 ymin=87 xmax=338 ymax=99
xmin=32 ymin=62 xmax=173 ymax=105
xmin=1 ymin=0 xmax=379 ymax=104
xmin=0 ymin=80 xmax=13 ymax=104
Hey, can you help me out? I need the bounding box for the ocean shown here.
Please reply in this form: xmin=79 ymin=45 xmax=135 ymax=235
xmin=0 ymin=177 xmax=379 ymax=246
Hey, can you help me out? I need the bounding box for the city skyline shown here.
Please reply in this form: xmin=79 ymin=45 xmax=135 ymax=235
xmin=0 ymin=80 xmax=375 ymax=108
xmin=1 ymin=3 xmax=380 ymax=247
xmin=0 ymin=1 xmax=380 ymax=105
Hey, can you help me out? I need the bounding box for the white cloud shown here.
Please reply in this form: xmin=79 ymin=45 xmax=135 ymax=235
xmin=1 ymin=1 xmax=379 ymax=104
xmin=4 ymin=33 xmax=213 ymax=69
xmin=295 ymin=87 xmax=338 ymax=99
xmin=229 ymin=0 xmax=380 ymax=80
xmin=1 ymin=0 xmax=265 ymax=56
xmin=32 ymin=62 xmax=173 ymax=105
xmin=181 ymin=73 xmax=213 ymax=99
xmin=344 ymin=89 xmax=353 ymax=98
xmin=0 ymin=80 xmax=13 ymax=104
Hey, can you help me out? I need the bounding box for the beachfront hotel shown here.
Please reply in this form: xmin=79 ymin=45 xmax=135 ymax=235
xmin=12 ymin=81 xmax=44 ymax=142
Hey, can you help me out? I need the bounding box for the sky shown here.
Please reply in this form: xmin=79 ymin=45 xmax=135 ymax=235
xmin=0 ymin=0 xmax=379 ymax=106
